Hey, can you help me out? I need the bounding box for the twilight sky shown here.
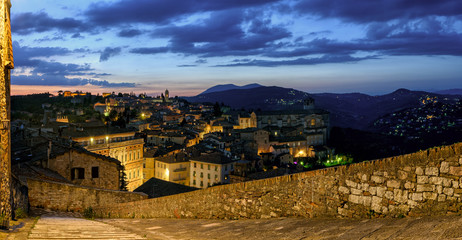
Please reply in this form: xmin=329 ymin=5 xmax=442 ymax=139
xmin=10 ymin=0 xmax=462 ymax=96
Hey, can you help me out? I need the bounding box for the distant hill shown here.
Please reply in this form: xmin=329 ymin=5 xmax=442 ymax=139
xmin=186 ymin=85 xmax=461 ymax=130
xmin=199 ymin=83 xmax=263 ymax=95
xmin=433 ymin=89 xmax=462 ymax=95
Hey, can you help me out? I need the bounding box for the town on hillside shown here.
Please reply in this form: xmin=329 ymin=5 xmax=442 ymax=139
xmin=10 ymin=89 xmax=337 ymax=196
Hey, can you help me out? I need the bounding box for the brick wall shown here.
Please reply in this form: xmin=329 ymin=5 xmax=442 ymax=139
xmin=27 ymin=178 xmax=147 ymax=212
xmin=94 ymin=143 xmax=462 ymax=219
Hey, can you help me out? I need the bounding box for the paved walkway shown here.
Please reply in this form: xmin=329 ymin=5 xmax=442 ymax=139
xmin=100 ymin=215 xmax=462 ymax=240
xmin=4 ymin=212 xmax=462 ymax=239
xmin=27 ymin=216 xmax=145 ymax=240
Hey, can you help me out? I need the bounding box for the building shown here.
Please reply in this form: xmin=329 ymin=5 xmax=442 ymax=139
xmin=64 ymin=126 xmax=144 ymax=191
xmin=154 ymin=152 xmax=189 ymax=186
xmin=47 ymin=148 xmax=122 ymax=190
xmin=189 ymin=152 xmax=234 ymax=188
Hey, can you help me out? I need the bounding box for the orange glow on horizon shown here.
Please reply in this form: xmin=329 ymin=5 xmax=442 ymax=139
xmin=11 ymin=85 xmax=202 ymax=97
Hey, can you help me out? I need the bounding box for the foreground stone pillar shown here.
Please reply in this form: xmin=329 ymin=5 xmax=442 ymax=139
xmin=0 ymin=0 xmax=13 ymax=230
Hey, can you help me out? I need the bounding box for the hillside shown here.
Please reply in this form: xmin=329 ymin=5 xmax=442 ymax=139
xmin=186 ymin=86 xmax=461 ymax=130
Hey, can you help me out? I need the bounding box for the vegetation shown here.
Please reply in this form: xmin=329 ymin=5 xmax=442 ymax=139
xmin=83 ymin=206 xmax=96 ymax=220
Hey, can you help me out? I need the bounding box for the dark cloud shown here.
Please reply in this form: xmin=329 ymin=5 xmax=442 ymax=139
xmin=71 ymin=33 xmax=84 ymax=39
xmin=130 ymin=47 xmax=169 ymax=54
xmin=215 ymin=55 xmax=378 ymax=67
xmin=85 ymin=0 xmax=280 ymax=26
xmin=195 ymin=59 xmax=207 ymax=64
xmin=12 ymin=12 xmax=89 ymax=35
xmin=118 ymin=28 xmax=143 ymax=37
xmin=295 ymin=0 xmax=462 ymax=23
xmin=177 ymin=64 xmax=197 ymax=67
xmin=12 ymin=74 xmax=135 ymax=88
xmin=99 ymin=47 xmax=122 ymax=62
xmin=12 ymin=42 xmax=134 ymax=88
xmin=131 ymin=9 xmax=290 ymax=58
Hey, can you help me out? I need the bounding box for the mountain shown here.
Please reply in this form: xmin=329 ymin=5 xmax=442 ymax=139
xmin=433 ymin=89 xmax=462 ymax=95
xmin=199 ymin=83 xmax=263 ymax=95
xmin=188 ymin=86 xmax=311 ymax=110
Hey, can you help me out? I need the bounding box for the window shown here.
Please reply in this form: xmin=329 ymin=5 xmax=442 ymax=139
xmin=194 ymin=162 xmax=196 ymax=168
xmin=311 ymin=119 xmax=316 ymax=126
xmin=225 ymin=165 xmax=228 ymax=171
xmin=200 ymin=172 xmax=203 ymax=178
xmin=193 ymin=171 xmax=196 ymax=177
xmin=91 ymin=167 xmax=99 ymax=178
xmin=208 ymin=173 xmax=210 ymax=179
xmin=208 ymin=165 xmax=210 ymax=170
xmin=201 ymin=164 xmax=203 ymax=169
xmin=71 ymin=168 xmax=85 ymax=180
xmin=193 ymin=180 xmax=196 ymax=185
xmin=215 ymin=175 xmax=218 ymax=181
xmin=200 ymin=181 xmax=203 ymax=187
xmin=215 ymin=166 xmax=218 ymax=171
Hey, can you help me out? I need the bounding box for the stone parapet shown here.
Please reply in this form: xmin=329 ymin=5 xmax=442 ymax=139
xmin=96 ymin=143 xmax=461 ymax=219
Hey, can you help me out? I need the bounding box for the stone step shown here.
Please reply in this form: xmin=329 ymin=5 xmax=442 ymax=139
xmin=27 ymin=216 xmax=145 ymax=240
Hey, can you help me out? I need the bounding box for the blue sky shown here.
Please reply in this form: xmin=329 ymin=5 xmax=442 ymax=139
xmin=10 ymin=0 xmax=462 ymax=96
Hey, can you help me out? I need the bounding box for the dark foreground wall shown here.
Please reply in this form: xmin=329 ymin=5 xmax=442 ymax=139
xmin=28 ymin=178 xmax=147 ymax=212
xmin=95 ymin=143 xmax=462 ymax=219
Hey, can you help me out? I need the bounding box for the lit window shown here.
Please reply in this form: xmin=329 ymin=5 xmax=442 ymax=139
xmin=193 ymin=171 xmax=196 ymax=177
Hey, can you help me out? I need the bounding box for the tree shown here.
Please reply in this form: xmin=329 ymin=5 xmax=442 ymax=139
xmin=213 ymin=102 xmax=222 ymax=117
xmin=119 ymin=166 xmax=128 ymax=191
xmin=108 ymin=109 xmax=118 ymax=122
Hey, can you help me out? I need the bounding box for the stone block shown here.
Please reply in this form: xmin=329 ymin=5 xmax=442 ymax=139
xmin=415 ymin=167 xmax=424 ymax=175
xmin=351 ymin=188 xmax=362 ymax=195
xmin=361 ymin=174 xmax=369 ymax=181
xmin=407 ymin=199 xmax=418 ymax=208
xmin=345 ymin=180 xmax=357 ymax=188
xmin=438 ymin=194 xmax=446 ymax=202
xmin=393 ymin=189 xmax=409 ymax=203
xmin=404 ymin=181 xmax=414 ymax=189
xmin=436 ymin=185 xmax=443 ymax=194
xmin=369 ymin=186 xmax=377 ymax=195
xmin=403 ymin=166 xmax=412 ymax=172
xmin=425 ymin=167 xmax=439 ymax=176
xmin=371 ymin=175 xmax=384 ymax=184
xmin=429 ymin=177 xmax=443 ymax=185
xmin=359 ymin=183 xmax=370 ymax=191
xmin=338 ymin=186 xmax=350 ymax=194
xmin=459 ymin=157 xmax=462 ymax=165
xmin=371 ymin=196 xmax=382 ymax=213
xmin=440 ymin=161 xmax=450 ymax=173
xmin=349 ymin=194 xmax=361 ymax=204
xmin=443 ymin=178 xmax=452 ymax=187
xmin=416 ymin=184 xmax=433 ymax=192
xmin=443 ymin=187 xmax=454 ymax=196
xmin=423 ymin=192 xmax=437 ymax=200
xmin=417 ymin=176 xmax=428 ymax=184
xmin=384 ymin=191 xmax=394 ymax=200
xmin=398 ymin=170 xmax=408 ymax=180
xmin=452 ymin=181 xmax=459 ymax=189
xmin=449 ymin=167 xmax=462 ymax=176
xmin=376 ymin=186 xmax=387 ymax=197
xmin=455 ymin=189 xmax=462 ymax=195
xmin=411 ymin=192 xmax=423 ymax=201
xmin=387 ymin=180 xmax=401 ymax=189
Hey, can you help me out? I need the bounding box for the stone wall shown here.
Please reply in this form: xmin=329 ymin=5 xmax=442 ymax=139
xmin=27 ymin=178 xmax=147 ymax=212
xmin=96 ymin=143 xmax=462 ymax=219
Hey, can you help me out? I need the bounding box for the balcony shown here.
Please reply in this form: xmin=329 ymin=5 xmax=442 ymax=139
xmin=173 ymin=167 xmax=187 ymax=172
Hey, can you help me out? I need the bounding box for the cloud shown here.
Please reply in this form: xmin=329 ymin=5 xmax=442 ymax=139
xmin=215 ymin=54 xmax=378 ymax=67
xmin=99 ymin=47 xmax=122 ymax=62
xmin=85 ymin=0 xmax=281 ymax=26
xmin=130 ymin=47 xmax=169 ymax=54
xmin=12 ymin=42 xmax=134 ymax=88
xmin=12 ymin=74 xmax=135 ymax=88
xmin=12 ymin=12 xmax=89 ymax=35
xmin=295 ymin=0 xmax=462 ymax=23
xmin=118 ymin=28 xmax=143 ymax=37
xmin=131 ymin=9 xmax=290 ymax=58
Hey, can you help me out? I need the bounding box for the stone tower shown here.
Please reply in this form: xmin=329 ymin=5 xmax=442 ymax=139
xmin=165 ymin=89 xmax=169 ymax=99
xmin=0 ymin=0 xmax=13 ymax=230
